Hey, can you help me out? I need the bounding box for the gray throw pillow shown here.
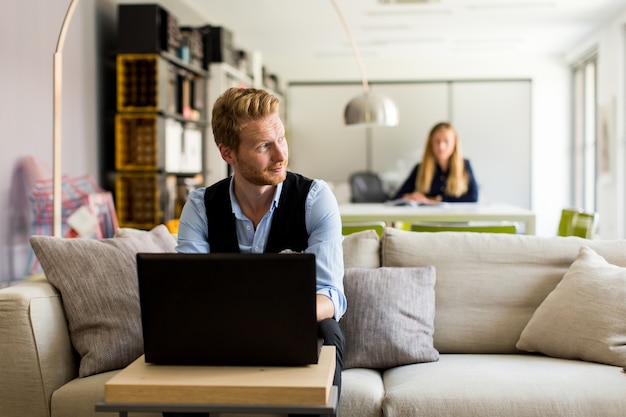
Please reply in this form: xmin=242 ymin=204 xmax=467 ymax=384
xmin=340 ymin=266 xmax=439 ymax=369
xmin=29 ymin=225 xmax=177 ymax=377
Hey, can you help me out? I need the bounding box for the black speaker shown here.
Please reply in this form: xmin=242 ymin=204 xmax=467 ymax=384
xmin=198 ymin=25 xmax=236 ymax=69
xmin=117 ymin=4 xmax=181 ymax=54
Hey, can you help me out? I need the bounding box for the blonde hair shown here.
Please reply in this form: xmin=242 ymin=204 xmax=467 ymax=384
xmin=415 ymin=122 xmax=469 ymax=197
xmin=211 ymin=87 xmax=280 ymax=150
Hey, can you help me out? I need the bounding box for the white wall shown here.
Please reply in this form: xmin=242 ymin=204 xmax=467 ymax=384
xmin=565 ymin=10 xmax=626 ymax=240
xmin=288 ymin=80 xmax=533 ymax=209
xmin=0 ymin=0 xmax=107 ymax=285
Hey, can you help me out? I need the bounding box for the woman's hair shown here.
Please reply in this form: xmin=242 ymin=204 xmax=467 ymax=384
xmin=211 ymin=87 xmax=280 ymax=150
xmin=415 ymin=122 xmax=469 ymax=197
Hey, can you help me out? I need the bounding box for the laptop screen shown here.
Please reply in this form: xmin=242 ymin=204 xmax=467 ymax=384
xmin=136 ymin=252 xmax=320 ymax=366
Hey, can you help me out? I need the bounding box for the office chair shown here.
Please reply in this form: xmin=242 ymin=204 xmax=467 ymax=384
xmin=557 ymin=208 xmax=599 ymax=239
xmin=349 ymin=172 xmax=389 ymax=203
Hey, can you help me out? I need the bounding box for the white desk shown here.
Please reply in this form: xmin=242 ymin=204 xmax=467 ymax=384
xmin=339 ymin=203 xmax=536 ymax=235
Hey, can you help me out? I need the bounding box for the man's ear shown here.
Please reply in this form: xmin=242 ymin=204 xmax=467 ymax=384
xmin=219 ymin=144 xmax=234 ymax=164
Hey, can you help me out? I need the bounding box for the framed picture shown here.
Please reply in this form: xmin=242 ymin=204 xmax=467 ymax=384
xmin=597 ymin=97 xmax=615 ymax=180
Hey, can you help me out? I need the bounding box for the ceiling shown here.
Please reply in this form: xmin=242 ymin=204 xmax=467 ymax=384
xmin=179 ymin=0 xmax=625 ymax=64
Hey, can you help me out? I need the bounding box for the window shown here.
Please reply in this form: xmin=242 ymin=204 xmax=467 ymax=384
xmin=572 ymin=53 xmax=597 ymax=212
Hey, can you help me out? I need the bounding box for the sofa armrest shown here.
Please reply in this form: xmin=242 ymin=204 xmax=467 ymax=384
xmin=0 ymin=280 xmax=78 ymax=417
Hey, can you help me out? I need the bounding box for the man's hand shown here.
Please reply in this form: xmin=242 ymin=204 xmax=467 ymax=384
xmin=316 ymin=294 xmax=335 ymax=321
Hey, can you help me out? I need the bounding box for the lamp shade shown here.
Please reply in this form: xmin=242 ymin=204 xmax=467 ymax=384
xmin=344 ymin=92 xmax=399 ymax=127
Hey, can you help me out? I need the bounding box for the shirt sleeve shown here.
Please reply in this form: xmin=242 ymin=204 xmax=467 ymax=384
xmin=176 ymin=187 xmax=210 ymax=253
xmin=305 ymin=179 xmax=347 ymax=320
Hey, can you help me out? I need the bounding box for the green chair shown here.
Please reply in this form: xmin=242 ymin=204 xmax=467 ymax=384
xmin=558 ymin=208 xmax=599 ymax=239
xmin=391 ymin=221 xmax=412 ymax=231
xmin=557 ymin=209 xmax=577 ymax=236
xmin=342 ymin=221 xmax=386 ymax=237
xmin=410 ymin=221 xmax=518 ymax=234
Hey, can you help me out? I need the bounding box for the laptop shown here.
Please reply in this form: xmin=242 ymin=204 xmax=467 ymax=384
xmin=135 ymin=252 xmax=321 ymax=366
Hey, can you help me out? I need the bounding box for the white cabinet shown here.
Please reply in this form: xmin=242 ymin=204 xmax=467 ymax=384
xmin=204 ymin=63 xmax=253 ymax=186
xmin=288 ymin=80 xmax=531 ymax=208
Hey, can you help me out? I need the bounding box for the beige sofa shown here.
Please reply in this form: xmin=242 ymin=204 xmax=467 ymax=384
xmin=2 ymin=226 xmax=626 ymax=417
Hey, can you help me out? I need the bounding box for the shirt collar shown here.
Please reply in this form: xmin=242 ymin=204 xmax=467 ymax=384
xmin=228 ymin=176 xmax=283 ymax=218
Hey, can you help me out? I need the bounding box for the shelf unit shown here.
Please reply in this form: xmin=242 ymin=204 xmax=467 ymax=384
xmin=113 ymin=4 xmax=207 ymax=230
xmin=113 ymin=53 xmax=206 ymax=229
xmin=112 ymin=4 xmax=285 ymax=228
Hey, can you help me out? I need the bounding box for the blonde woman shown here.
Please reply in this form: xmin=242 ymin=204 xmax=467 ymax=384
xmin=392 ymin=122 xmax=478 ymax=203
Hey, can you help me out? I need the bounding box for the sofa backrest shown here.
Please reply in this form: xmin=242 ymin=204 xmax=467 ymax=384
xmin=381 ymin=228 xmax=626 ymax=354
xmin=342 ymin=229 xmax=381 ymax=269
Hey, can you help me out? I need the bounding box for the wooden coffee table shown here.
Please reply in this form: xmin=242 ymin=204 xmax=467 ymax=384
xmin=95 ymin=346 xmax=337 ymax=416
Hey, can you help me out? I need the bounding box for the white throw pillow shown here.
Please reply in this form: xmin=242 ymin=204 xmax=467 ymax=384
xmin=516 ymin=246 xmax=626 ymax=367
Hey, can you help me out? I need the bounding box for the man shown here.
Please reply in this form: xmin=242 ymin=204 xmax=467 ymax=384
xmin=170 ymin=87 xmax=346 ymax=417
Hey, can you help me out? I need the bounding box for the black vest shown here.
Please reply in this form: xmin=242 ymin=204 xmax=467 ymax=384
xmin=204 ymin=172 xmax=313 ymax=253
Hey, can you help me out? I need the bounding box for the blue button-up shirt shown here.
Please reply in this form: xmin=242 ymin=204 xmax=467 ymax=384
xmin=176 ymin=176 xmax=347 ymax=320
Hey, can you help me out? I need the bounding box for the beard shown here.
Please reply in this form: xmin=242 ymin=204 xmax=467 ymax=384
xmin=236 ymin=159 xmax=288 ymax=186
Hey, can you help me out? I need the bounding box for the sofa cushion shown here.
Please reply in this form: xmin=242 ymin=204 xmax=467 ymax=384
xmin=343 ymin=229 xmax=381 ymax=268
xmin=340 ymin=266 xmax=439 ymax=369
xmin=382 ymin=354 xmax=626 ymax=417
xmin=50 ymin=369 xmax=163 ymax=417
xmin=381 ymin=228 xmax=626 ymax=354
xmin=338 ymin=369 xmax=385 ymax=417
xmin=516 ymin=246 xmax=626 ymax=367
xmin=29 ymin=225 xmax=177 ymax=377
